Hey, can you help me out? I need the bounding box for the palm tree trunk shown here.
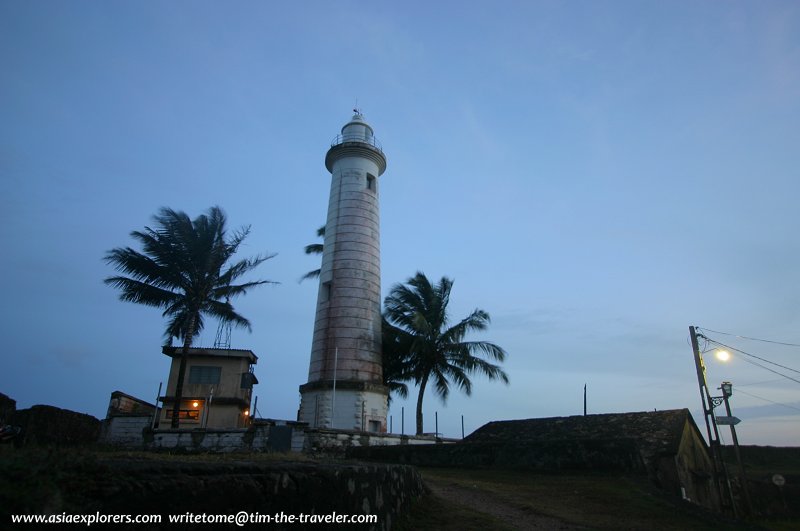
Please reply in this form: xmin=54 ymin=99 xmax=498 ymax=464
xmin=415 ymin=374 xmax=428 ymax=436
xmin=170 ymin=317 xmax=196 ymax=429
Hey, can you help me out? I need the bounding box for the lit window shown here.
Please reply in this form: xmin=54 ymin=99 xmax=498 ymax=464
xmin=165 ymin=409 xmax=200 ymax=420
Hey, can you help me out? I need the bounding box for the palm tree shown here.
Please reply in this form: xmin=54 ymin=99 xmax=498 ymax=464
xmin=104 ymin=206 xmax=275 ymax=428
xmin=299 ymin=225 xmax=325 ymax=282
xmin=383 ymin=272 xmax=509 ymax=435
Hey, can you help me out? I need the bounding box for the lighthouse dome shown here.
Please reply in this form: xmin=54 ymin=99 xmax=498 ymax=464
xmin=341 ymin=112 xmax=374 ymax=142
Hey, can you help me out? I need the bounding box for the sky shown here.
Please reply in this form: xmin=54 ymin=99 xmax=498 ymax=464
xmin=1 ymin=0 xmax=798 ymax=446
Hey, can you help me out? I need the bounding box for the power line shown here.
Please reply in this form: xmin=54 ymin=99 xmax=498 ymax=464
xmin=737 ymin=378 xmax=787 ymax=387
xmin=700 ymin=337 xmax=800 ymax=376
xmin=734 ymin=388 xmax=800 ymax=413
xmin=736 ymin=356 xmax=800 ymax=385
xmin=697 ymin=327 xmax=800 ymax=349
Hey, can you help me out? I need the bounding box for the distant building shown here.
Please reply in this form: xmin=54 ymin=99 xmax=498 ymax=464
xmin=466 ymin=409 xmax=720 ymax=510
xmin=159 ymin=346 xmax=258 ymax=429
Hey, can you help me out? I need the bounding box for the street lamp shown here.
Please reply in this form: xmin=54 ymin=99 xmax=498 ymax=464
xmin=715 ymin=350 xmax=731 ymax=362
xmin=720 ymin=381 xmax=733 ymax=398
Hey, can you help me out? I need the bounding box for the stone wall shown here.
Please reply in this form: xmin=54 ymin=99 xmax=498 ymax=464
xmin=0 ymin=392 xmax=15 ymax=423
xmin=348 ymin=438 xmax=646 ymax=472
xmin=11 ymin=405 xmax=100 ymax=447
xmin=2 ymin=453 xmax=425 ymax=531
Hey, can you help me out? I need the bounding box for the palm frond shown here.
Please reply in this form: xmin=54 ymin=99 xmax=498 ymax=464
xmin=105 ymin=206 xmax=273 ymax=346
xmin=204 ymin=299 xmax=252 ymax=331
xmin=300 ymin=225 xmax=326 ymax=283
xmin=104 ymin=276 xmax=181 ymax=307
xmin=304 ymin=243 xmax=324 ymax=255
xmin=298 ymin=269 xmax=321 ymax=283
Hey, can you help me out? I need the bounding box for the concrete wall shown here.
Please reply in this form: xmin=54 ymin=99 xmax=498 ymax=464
xmin=98 ymin=419 xmax=447 ymax=457
xmin=100 ymin=415 xmax=153 ymax=447
xmin=145 ymin=425 xmax=270 ymax=452
xmin=298 ymin=385 xmax=387 ymax=432
xmin=305 ymin=428 xmax=450 ymax=458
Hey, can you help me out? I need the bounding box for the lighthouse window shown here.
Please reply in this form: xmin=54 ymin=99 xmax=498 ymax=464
xmin=322 ymin=281 xmax=332 ymax=302
xmin=366 ymin=174 xmax=375 ymax=191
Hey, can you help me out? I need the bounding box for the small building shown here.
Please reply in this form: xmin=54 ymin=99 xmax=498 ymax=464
xmin=349 ymin=408 xmax=721 ymax=511
xmin=106 ymin=390 xmax=156 ymax=418
xmin=159 ymin=346 xmax=258 ymax=429
xmin=100 ymin=391 xmax=157 ymax=446
xmin=465 ymin=409 xmax=720 ymax=510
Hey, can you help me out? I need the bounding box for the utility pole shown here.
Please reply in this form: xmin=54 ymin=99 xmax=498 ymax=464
xmin=720 ymin=381 xmax=754 ymax=515
xmin=689 ymin=326 xmax=737 ymax=516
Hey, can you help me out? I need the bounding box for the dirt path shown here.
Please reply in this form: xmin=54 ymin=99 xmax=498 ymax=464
xmin=426 ymin=479 xmax=588 ymax=530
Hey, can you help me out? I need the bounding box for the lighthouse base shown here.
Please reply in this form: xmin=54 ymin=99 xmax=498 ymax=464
xmin=299 ymin=380 xmax=388 ymax=432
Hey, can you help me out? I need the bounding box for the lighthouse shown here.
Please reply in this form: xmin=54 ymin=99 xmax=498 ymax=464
xmin=298 ymin=112 xmax=389 ymax=432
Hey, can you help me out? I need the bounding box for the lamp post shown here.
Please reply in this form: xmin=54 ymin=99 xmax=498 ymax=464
xmin=720 ymin=381 xmax=753 ymax=515
xmin=689 ymin=326 xmax=737 ymax=516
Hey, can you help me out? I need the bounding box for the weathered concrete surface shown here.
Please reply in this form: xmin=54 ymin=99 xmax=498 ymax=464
xmin=1 ymin=452 xmax=424 ymax=531
xmin=305 ymin=428 xmax=440 ymax=458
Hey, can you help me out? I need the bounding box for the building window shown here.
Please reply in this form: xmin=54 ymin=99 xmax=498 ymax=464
xmin=322 ymin=281 xmax=332 ymax=302
xmin=165 ymin=409 xmax=200 ymax=420
xmin=165 ymin=403 xmax=201 ymax=420
xmin=366 ymin=173 xmax=375 ymax=191
xmin=188 ymin=366 xmax=221 ymax=384
xmin=368 ymin=420 xmax=381 ymax=432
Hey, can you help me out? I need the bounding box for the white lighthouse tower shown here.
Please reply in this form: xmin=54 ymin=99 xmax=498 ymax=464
xmin=298 ymin=112 xmax=389 ymax=432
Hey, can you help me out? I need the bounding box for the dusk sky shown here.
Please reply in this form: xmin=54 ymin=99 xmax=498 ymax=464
xmin=2 ymin=1 xmax=798 ymax=445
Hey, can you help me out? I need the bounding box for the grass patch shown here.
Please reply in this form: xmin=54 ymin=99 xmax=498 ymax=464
xmin=418 ymin=467 xmax=745 ymax=530
xmin=393 ymin=484 xmax=513 ymax=531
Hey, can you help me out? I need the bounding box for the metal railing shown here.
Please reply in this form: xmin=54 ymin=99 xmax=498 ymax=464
xmin=330 ymin=133 xmax=383 ymax=153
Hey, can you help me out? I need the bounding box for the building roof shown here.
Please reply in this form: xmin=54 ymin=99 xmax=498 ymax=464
xmin=466 ymin=409 xmax=705 ymax=460
xmin=109 ymin=390 xmax=156 ymax=408
xmin=161 ymin=346 xmax=258 ymax=363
